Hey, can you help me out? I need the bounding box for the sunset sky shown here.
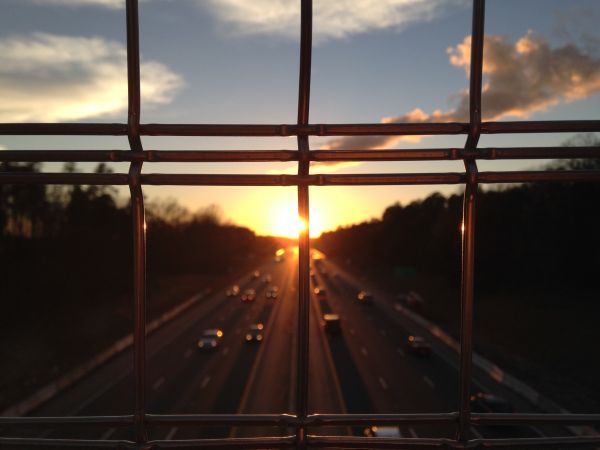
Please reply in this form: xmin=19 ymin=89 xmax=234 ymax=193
xmin=1 ymin=0 xmax=600 ymax=237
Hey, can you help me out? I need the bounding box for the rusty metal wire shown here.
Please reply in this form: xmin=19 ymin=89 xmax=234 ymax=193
xmin=1 ymin=0 xmax=600 ymax=448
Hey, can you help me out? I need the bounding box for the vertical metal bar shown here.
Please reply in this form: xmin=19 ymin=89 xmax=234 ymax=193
xmin=296 ymin=1 xmax=312 ymax=448
xmin=457 ymin=0 xmax=485 ymax=442
xmin=126 ymin=0 xmax=147 ymax=445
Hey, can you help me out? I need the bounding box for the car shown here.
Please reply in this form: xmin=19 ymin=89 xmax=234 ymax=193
xmin=262 ymin=274 xmax=272 ymax=284
xmin=470 ymin=392 xmax=514 ymax=413
xmin=245 ymin=323 xmax=264 ymax=342
xmin=251 ymin=270 xmax=260 ymax=280
xmin=241 ymin=288 xmax=256 ymax=302
xmin=408 ymin=335 xmax=432 ymax=356
xmin=197 ymin=337 xmax=219 ymax=350
xmin=202 ymin=328 xmax=224 ymax=339
xmin=323 ymin=314 xmax=341 ymax=334
xmin=313 ymin=286 xmax=327 ymax=300
xmin=363 ymin=426 xmax=401 ymax=438
xmin=357 ymin=291 xmax=374 ymax=305
xmin=226 ymin=285 xmax=240 ymax=297
xmin=197 ymin=329 xmax=223 ymax=351
xmin=266 ymin=286 xmax=279 ymax=299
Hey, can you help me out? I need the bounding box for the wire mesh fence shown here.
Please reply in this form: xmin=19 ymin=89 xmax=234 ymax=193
xmin=1 ymin=0 xmax=600 ymax=448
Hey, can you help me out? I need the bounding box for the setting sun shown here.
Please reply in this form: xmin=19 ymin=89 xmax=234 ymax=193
xmin=270 ymin=202 xmax=324 ymax=238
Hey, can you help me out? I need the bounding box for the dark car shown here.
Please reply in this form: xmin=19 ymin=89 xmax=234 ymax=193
xmin=245 ymin=323 xmax=264 ymax=343
xmin=357 ymin=291 xmax=374 ymax=305
xmin=323 ymin=314 xmax=341 ymax=334
xmin=408 ymin=335 xmax=432 ymax=356
xmin=226 ymin=285 xmax=240 ymax=297
xmin=470 ymin=392 xmax=514 ymax=413
xmin=251 ymin=270 xmax=260 ymax=280
xmin=241 ymin=288 xmax=256 ymax=302
xmin=266 ymin=286 xmax=279 ymax=299
xmin=314 ymin=286 xmax=327 ymax=301
xmin=197 ymin=328 xmax=223 ymax=351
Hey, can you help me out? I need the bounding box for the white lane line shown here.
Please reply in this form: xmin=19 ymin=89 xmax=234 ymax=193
xmin=423 ymin=376 xmax=435 ymax=389
xmin=408 ymin=427 xmax=418 ymax=438
xmin=201 ymin=375 xmax=211 ymax=389
xmin=152 ymin=376 xmax=165 ymax=390
xmin=165 ymin=426 xmax=179 ymax=440
xmin=100 ymin=428 xmax=116 ymax=440
xmin=470 ymin=426 xmax=483 ymax=439
xmin=378 ymin=376 xmax=388 ymax=390
xmin=397 ymin=347 xmax=405 ymax=357
xmin=222 ymin=346 xmax=229 ymax=356
xmin=184 ymin=349 xmax=193 ymax=359
xmin=360 ymin=346 xmax=368 ymax=357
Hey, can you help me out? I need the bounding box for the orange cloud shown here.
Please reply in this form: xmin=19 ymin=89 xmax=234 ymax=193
xmin=323 ymin=32 xmax=600 ymax=150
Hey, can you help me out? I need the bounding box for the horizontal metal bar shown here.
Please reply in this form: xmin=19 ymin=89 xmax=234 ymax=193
xmin=146 ymin=413 xmax=298 ymax=427
xmin=478 ymin=170 xmax=600 ymax=183
xmin=2 ymin=171 xmax=599 ymax=185
xmin=1 ymin=147 xmax=599 ymax=163
xmin=306 ymin=412 xmax=458 ymax=426
xmin=306 ymin=435 xmax=600 ymax=449
xmin=0 ymin=415 xmax=133 ymax=428
xmin=2 ymin=120 xmax=600 ymax=137
xmin=148 ymin=436 xmax=296 ymax=449
xmin=0 ymin=437 xmax=135 ymax=448
xmin=471 ymin=413 xmax=600 ymax=426
xmin=482 ymin=120 xmax=600 ymax=134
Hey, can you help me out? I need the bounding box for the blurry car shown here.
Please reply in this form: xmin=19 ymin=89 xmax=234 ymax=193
xmin=241 ymin=288 xmax=256 ymax=302
xmin=197 ymin=337 xmax=219 ymax=350
xmin=245 ymin=323 xmax=264 ymax=343
xmin=470 ymin=392 xmax=514 ymax=413
xmin=363 ymin=426 xmax=401 ymax=438
xmin=323 ymin=314 xmax=341 ymax=334
xmin=226 ymin=285 xmax=240 ymax=297
xmin=266 ymin=286 xmax=279 ymax=299
xmin=262 ymin=274 xmax=272 ymax=284
xmin=251 ymin=270 xmax=260 ymax=280
xmin=408 ymin=335 xmax=432 ymax=356
xmin=313 ymin=286 xmax=327 ymax=301
xmin=357 ymin=291 xmax=374 ymax=305
xmin=197 ymin=328 xmax=223 ymax=351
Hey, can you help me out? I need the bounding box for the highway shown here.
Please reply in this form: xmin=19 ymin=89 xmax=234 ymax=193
xmin=4 ymin=247 xmax=574 ymax=444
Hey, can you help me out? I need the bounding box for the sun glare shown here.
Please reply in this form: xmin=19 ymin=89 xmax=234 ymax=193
xmin=271 ymin=203 xmax=324 ymax=238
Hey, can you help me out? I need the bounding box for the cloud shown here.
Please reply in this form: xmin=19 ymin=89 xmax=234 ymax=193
xmin=30 ymin=0 xmax=124 ymax=8
xmin=323 ymin=32 xmax=600 ymax=150
xmin=204 ymin=0 xmax=467 ymax=42
xmin=0 ymin=33 xmax=183 ymax=122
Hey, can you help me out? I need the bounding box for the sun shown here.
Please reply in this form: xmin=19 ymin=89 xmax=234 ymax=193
xmin=271 ymin=203 xmax=324 ymax=238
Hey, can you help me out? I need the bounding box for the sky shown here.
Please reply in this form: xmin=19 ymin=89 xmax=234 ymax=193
xmin=1 ymin=0 xmax=599 ymax=237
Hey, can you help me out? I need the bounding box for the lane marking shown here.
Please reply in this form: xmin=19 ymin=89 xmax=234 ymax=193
xmin=408 ymin=427 xmax=418 ymax=438
xmin=397 ymin=347 xmax=405 ymax=357
xmin=165 ymin=427 xmax=179 ymax=440
xmin=184 ymin=349 xmax=193 ymax=359
xmin=378 ymin=376 xmax=388 ymax=390
xmin=423 ymin=376 xmax=435 ymax=389
xmin=152 ymin=376 xmax=165 ymax=391
xmin=360 ymin=346 xmax=368 ymax=357
xmin=470 ymin=426 xmax=483 ymax=439
xmin=100 ymin=428 xmax=115 ymax=440
xmin=222 ymin=346 xmax=229 ymax=356
xmin=201 ymin=375 xmax=211 ymax=389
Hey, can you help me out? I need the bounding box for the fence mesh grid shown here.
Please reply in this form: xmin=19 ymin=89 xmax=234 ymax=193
xmin=1 ymin=0 xmax=600 ymax=448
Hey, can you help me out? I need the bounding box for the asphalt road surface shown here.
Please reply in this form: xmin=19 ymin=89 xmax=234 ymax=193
xmin=3 ymin=247 xmax=575 ymax=444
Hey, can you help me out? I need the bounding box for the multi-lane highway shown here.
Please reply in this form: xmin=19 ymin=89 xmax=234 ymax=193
xmin=5 ymin=247 xmax=574 ymax=443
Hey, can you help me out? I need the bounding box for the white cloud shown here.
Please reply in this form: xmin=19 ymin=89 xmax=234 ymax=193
xmin=204 ymin=0 xmax=467 ymax=41
xmin=267 ymin=161 xmax=362 ymax=175
xmin=323 ymin=32 xmax=600 ymax=150
xmin=30 ymin=0 xmax=124 ymax=8
xmin=0 ymin=33 xmax=183 ymax=122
